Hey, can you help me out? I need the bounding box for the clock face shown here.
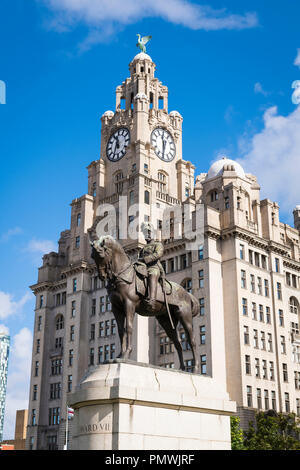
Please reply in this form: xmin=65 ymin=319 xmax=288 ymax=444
xmin=106 ymin=128 xmax=130 ymax=162
xmin=151 ymin=128 xmax=176 ymax=162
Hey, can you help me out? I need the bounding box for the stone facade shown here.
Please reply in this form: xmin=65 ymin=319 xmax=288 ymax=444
xmin=26 ymin=52 xmax=300 ymax=450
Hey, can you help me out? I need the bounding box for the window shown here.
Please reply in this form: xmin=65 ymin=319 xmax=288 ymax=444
xmin=90 ymin=324 xmax=95 ymax=340
xmin=111 ymin=319 xmax=116 ymax=335
xmin=267 ymin=333 xmax=273 ymax=352
xmin=69 ymin=349 xmax=74 ymax=366
xmin=31 ymin=409 xmax=36 ymax=426
xmin=50 ymin=382 xmax=61 ymax=400
xmin=242 ymin=298 xmax=248 ymax=316
xmin=70 ymin=325 xmax=75 ymax=341
xmin=282 ymin=363 xmax=288 ymax=382
xmin=255 ymin=358 xmax=260 ymax=378
xmin=200 ymin=325 xmax=206 ymax=345
xmin=75 ymin=236 xmax=80 ymax=248
xmin=289 ymin=297 xmax=299 ymax=315
xmin=180 ymin=331 xmax=190 ymax=351
xmin=241 ymin=270 xmax=247 ymax=289
xmin=55 ymin=337 xmax=63 ymax=349
xmin=266 ymin=307 xmax=271 ymax=324
xmin=262 ymin=360 xmax=267 ymax=379
xmin=36 ymin=339 xmax=40 ymax=354
xmin=91 ymin=299 xmax=96 ymax=316
xmin=198 ymin=245 xmax=204 ymax=260
xmin=244 ymin=326 xmax=250 ymax=345
xmin=33 ymin=385 xmax=38 ymax=401
xmin=98 ymin=346 xmax=103 ymax=364
xmin=37 ymin=316 xmax=42 ymax=331
xmin=247 ymin=386 xmax=252 ymax=407
xmin=129 ymin=191 xmax=134 ymax=206
xmin=225 ymin=197 xmax=230 ymax=209
xmin=259 ymin=305 xmax=264 ymax=322
xmin=73 ymin=278 xmax=77 ymax=292
xmin=250 ymin=275 xmax=255 ymax=293
xmin=269 ymin=361 xmax=275 ymax=381
xmin=249 ymin=250 xmax=253 ymax=265
xmin=257 ymin=389 xmax=262 ymax=409
xmin=39 ymin=295 xmax=44 ymax=308
xmin=144 ymin=163 xmax=149 ymax=174
xmin=56 ymin=315 xmax=64 ymax=330
xmin=252 ymin=303 xmax=257 ymax=320
xmin=105 ymin=320 xmax=110 ymax=337
xmin=198 ymin=270 xmax=204 ymax=288
xmin=104 ymin=345 xmax=110 ymax=361
xmin=92 ymin=182 xmax=96 ymax=197
xmin=277 ymin=282 xmax=282 ymax=300
xmin=264 ymin=390 xmax=269 ymax=410
xmin=200 ymin=355 xmax=207 ymax=374
xmin=76 ymin=213 xmax=81 ymax=226
xmin=51 ymin=359 xmax=62 ymax=376
xmin=160 ymin=336 xmax=173 ymax=355
xmin=275 ymin=258 xmax=280 ymax=273
xmin=278 ymin=309 xmax=284 ymax=327
xmin=271 ymin=391 xmax=276 ymax=411
xmin=257 ymin=277 xmax=262 ymax=295
xmin=240 ymin=245 xmax=245 ymax=260
xmin=285 ymin=393 xmax=290 ymax=413
xmin=199 ymin=298 xmax=205 ymax=316
xmin=182 ymin=279 xmax=192 ymax=293
xmin=49 ymin=407 xmax=60 ymax=426
xmin=99 ymin=322 xmax=104 ymax=338
xmin=89 ymin=348 xmax=95 ymax=366
xmin=34 ymin=361 xmax=39 ymax=377
xmin=253 ymin=329 xmax=258 ymax=348
xmin=264 ymin=279 xmax=269 ymax=297
xmin=280 ymin=336 xmax=286 ymax=354
xmin=245 ymin=355 xmax=251 ymax=375
xmin=260 ymin=331 xmax=266 ymax=350
xmin=110 ymin=344 xmax=116 ymax=360
xmin=68 ymin=375 xmax=72 ymax=392
xmin=100 ymin=297 xmax=105 ymax=314
xmin=144 ymin=190 xmax=150 ymax=205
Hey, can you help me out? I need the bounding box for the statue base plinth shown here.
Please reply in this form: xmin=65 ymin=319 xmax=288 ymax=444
xmin=68 ymin=360 xmax=236 ymax=450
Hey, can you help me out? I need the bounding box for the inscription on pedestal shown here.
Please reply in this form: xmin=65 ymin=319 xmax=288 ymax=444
xmin=80 ymin=421 xmax=111 ymax=434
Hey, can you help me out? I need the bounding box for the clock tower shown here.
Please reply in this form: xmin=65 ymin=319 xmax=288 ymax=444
xmin=88 ymin=51 xmax=195 ymax=247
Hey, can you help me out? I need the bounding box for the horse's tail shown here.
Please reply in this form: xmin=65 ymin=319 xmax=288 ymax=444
xmin=190 ymin=294 xmax=200 ymax=318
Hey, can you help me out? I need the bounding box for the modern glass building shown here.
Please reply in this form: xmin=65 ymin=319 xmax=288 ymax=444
xmin=0 ymin=332 xmax=10 ymax=442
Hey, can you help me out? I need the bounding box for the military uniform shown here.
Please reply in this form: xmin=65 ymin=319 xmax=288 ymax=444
xmin=139 ymin=228 xmax=164 ymax=307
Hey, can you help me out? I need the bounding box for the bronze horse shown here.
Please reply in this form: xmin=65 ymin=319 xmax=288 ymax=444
xmin=91 ymin=235 xmax=200 ymax=373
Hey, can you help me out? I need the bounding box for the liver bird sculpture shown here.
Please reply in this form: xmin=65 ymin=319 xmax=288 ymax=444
xmin=136 ymin=34 xmax=152 ymax=54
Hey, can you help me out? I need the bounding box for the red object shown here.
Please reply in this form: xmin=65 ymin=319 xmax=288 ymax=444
xmin=0 ymin=444 xmax=15 ymax=450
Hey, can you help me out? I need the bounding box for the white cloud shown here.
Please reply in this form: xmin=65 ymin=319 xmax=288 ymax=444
xmin=254 ymin=82 xmax=270 ymax=97
xmin=26 ymin=238 xmax=56 ymax=254
xmin=294 ymin=49 xmax=300 ymax=68
xmin=238 ymin=104 xmax=300 ymax=218
xmin=0 ymin=227 xmax=23 ymax=243
xmin=0 ymin=291 xmax=32 ymax=320
xmin=39 ymin=0 xmax=258 ymax=50
xmin=2 ymin=328 xmax=33 ymax=440
xmin=0 ymin=324 xmax=10 ymax=335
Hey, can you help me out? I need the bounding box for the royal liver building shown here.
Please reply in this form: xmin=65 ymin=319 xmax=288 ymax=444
xmin=26 ymin=51 xmax=300 ymax=450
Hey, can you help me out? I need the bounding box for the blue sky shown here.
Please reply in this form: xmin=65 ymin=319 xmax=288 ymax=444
xmin=0 ymin=0 xmax=300 ymax=438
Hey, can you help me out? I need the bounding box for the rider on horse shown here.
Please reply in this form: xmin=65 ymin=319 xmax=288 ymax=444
xmin=139 ymin=222 xmax=165 ymax=309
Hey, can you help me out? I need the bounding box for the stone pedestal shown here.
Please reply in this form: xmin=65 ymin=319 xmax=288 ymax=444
xmin=68 ymin=360 xmax=236 ymax=450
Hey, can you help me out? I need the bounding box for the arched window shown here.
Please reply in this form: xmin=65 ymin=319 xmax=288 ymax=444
xmin=181 ymin=278 xmax=192 ymax=293
xmin=289 ymin=297 xmax=299 ymax=315
xmin=158 ymin=171 xmax=168 ymax=193
xmin=56 ymin=315 xmax=64 ymax=330
xmin=144 ymin=190 xmax=150 ymax=205
xmin=208 ymin=190 xmax=218 ymax=203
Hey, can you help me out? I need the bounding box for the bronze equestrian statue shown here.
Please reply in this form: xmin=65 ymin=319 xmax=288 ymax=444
xmin=90 ymin=228 xmax=200 ymax=373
